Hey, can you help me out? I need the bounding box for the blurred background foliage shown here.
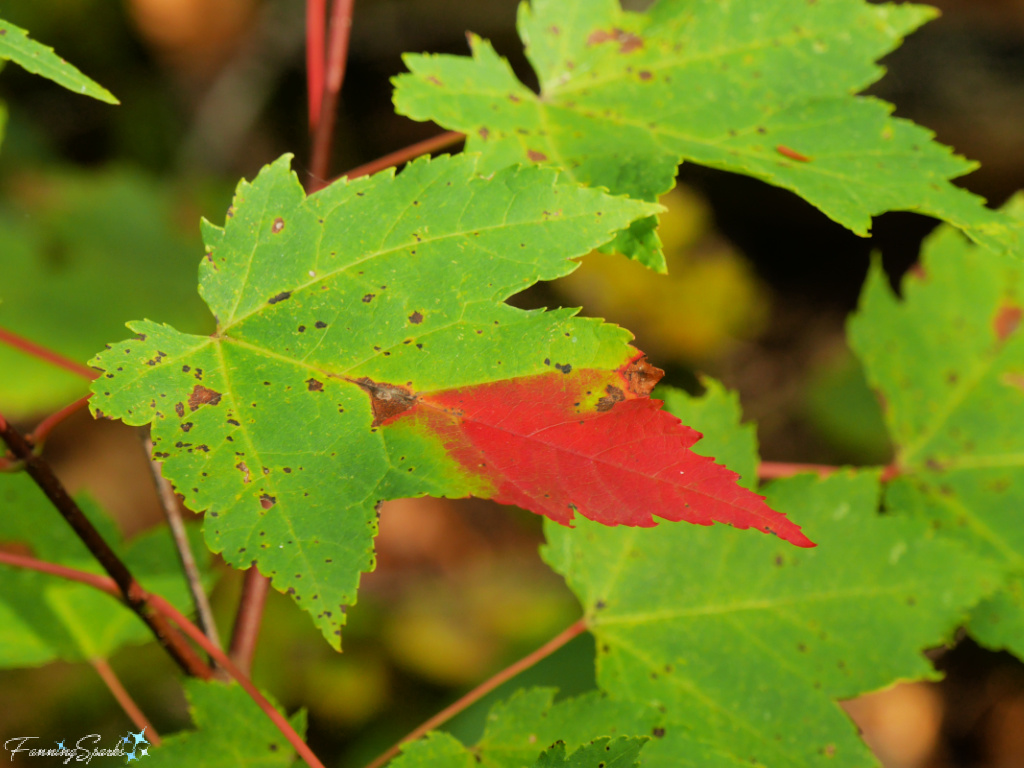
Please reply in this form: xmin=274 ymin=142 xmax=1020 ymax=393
xmin=1 ymin=1 xmax=1024 ymax=766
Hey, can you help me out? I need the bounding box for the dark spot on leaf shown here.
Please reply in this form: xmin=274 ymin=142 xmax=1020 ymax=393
xmin=596 ymin=385 xmax=625 ymax=412
xmin=409 ymin=311 xmax=423 ymax=324
xmin=269 ymin=291 xmax=292 ymax=304
xmin=181 ymin=422 xmax=193 ymax=432
xmin=307 ymin=378 xmax=324 ymax=392
xmin=586 ymin=28 xmax=643 ymax=53
xmin=260 ymin=493 xmax=277 ymax=509
xmin=351 ymin=377 xmax=418 ymax=426
xmin=478 ymin=127 xmax=490 ymax=140
xmin=652 ymin=727 xmax=666 ymax=738
xmin=528 ymin=149 xmax=548 ymax=162
xmin=362 ymin=293 xmax=375 ymax=303
xmin=315 ymin=320 xmax=328 ymax=329
xmin=554 ymin=362 xmax=572 ymax=374
xmin=298 ymin=325 xmax=307 ymax=332
xmin=271 ymin=217 xmax=285 ymax=233
xmin=620 ymin=354 xmax=663 ymax=396
xmin=188 ymin=385 xmax=222 ymax=411
xmin=175 ymin=402 xmax=185 ymax=418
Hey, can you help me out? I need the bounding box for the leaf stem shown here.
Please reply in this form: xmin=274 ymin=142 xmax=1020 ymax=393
xmin=0 ymin=412 xmax=212 ymax=680
xmin=0 ymin=325 xmax=95 ymax=380
xmin=229 ymin=566 xmax=271 ymax=675
xmin=309 ymin=0 xmax=356 ymax=191
xmin=758 ymin=461 xmax=901 ymax=482
xmin=142 ymin=434 xmax=224 ymax=664
xmin=306 ymin=0 xmax=327 ymax=133
xmin=0 ymin=550 xmax=325 ymax=768
xmin=335 ymin=130 xmax=466 ymax=183
xmin=27 ymin=394 xmax=92 ymax=449
xmin=88 ymin=657 xmax=163 ymax=746
xmin=363 ymin=617 xmax=589 ymax=768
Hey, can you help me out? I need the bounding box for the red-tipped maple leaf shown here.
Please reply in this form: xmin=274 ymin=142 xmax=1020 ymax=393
xmin=368 ymin=355 xmax=815 ymax=547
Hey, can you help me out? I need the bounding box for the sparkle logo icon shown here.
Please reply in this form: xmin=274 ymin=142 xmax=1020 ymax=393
xmin=122 ymin=728 xmax=151 ymax=762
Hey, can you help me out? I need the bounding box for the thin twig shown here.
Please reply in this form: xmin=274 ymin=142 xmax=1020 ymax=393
xmin=334 ymin=131 xmax=466 ymax=184
xmin=758 ymin=461 xmax=840 ymax=480
xmin=0 ymin=551 xmax=324 ymax=768
xmin=89 ymin=658 xmax=163 ymax=745
xmin=0 ymin=326 xmax=95 ymax=380
xmin=309 ymin=0 xmax=356 ymax=191
xmin=142 ymin=434 xmax=223 ymax=660
xmin=758 ymin=461 xmax=900 ymax=482
xmin=306 ymin=0 xmax=327 ymax=132
xmin=27 ymin=394 xmax=92 ymax=449
xmin=0 ymin=412 xmax=211 ymax=680
xmin=229 ymin=567 xmax=271 ymax=675
xmin=363 ymin=618 xmax=589 ymax=768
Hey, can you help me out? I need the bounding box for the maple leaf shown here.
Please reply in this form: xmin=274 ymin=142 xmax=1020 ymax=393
xmin=848 ymin=195 xmax=1024 ymax=658
xmin=90 ymin=154 xmax=810 ymax=647
xmin=394 ymin=0 xmax=1018 ymax=269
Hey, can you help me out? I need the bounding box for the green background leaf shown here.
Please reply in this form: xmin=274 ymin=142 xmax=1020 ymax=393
xmin=0 ymin=17 xmax=117 ymax=104
xmin=143 ymin=679 xmax=306 ymax=767
xmin=0 ymin=473 xmax=210 ymax=666
xmin=394 ymin=0 xmax=1018 ymax=266
xmin=849 ymin=196 xmax=1024 ymax=658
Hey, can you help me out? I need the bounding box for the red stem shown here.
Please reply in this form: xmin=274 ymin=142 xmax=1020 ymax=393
xmin=335 ymin=131 xmax=466 ymax=183
xmin=309 ymin=0 xmax=356 ymax=190
xmin=28 ymin=394 xmax=92 ymax=448
xmin=89 ymin=658 xmax=163 ymax=746
xmin=306 ymin=0 xmax=327 ymax=132
xmin=363 ymin=617 xmax=589 ymax=768
xmin=0 ymin=326 xmax=95 ymax=380
xmin=757 ymin=461 xmax=901 ymax=482
xmin=229 ymin=567 xmax=271 ymax=675
xmin=0 ymin=550 xmax=325 ymax=768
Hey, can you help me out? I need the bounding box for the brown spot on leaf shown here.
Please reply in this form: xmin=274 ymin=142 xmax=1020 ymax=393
xmin=362 ymin=293 xmax=375 ymax=303
xmin=181 ymin=422 xmax=193 ymax=432
xmin=527 ymin=149 xmax=548 ymax=162
xmin=639 ymin=70 xmax=652 ymax=80
xmin=409 ymin=311 xmax=424 ymax=324
xmin=271 ymin=217 xmax=285 ymax=233
xmin=307 ymin=378 xmax=324 ymax=392
xmin=427 ymin=75 xmax=443 ymax=86
xmin=586 ymin=28 xmax=643 ymax=53
xmin=268 ymin=291 xmax=291 ymax=304
xmin=620 ymin=355 xmax=664 ymax=397
xmin=596 ymin=385 xmax=625 ymax=412
xmin=175 ymin=402 xmax=185 ymax=418
xmin=554 ymin=362 xmax=572 ymax=374
xmin=478 ymin=127 xmax=490 ymax=140
xmin=994 ymin=304 xmax=1022 ymax=342
xmin=188 ymin=385 xmax=222 ymax=411
xmin=260 ymin=493 xmax=277 ymax=509
xmin=236 ymin=462 xmax=251 ymax=483
xmin=351 ymin=377 xmax=418 ymax=426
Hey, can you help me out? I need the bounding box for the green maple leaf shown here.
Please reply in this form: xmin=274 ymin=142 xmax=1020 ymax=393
xmin=391 ymin=689 xmax=656 ymax=768
xmin=848 ymin=196 xmax=1024 ymax=658
xmin=142 ymin=680 xmax=305 ymax=767
xmin=0 ymin=17 xmax=117 ymax=103
xmin=394 ymin=0 xmax=1017 ymax=270
xmin=90 ymin=153 xmax=658 ymax=648
xmin=0 ymin=473 xmax=209 ymax=666
xmin=540 ymin=382 xmax=1001 ymax=767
